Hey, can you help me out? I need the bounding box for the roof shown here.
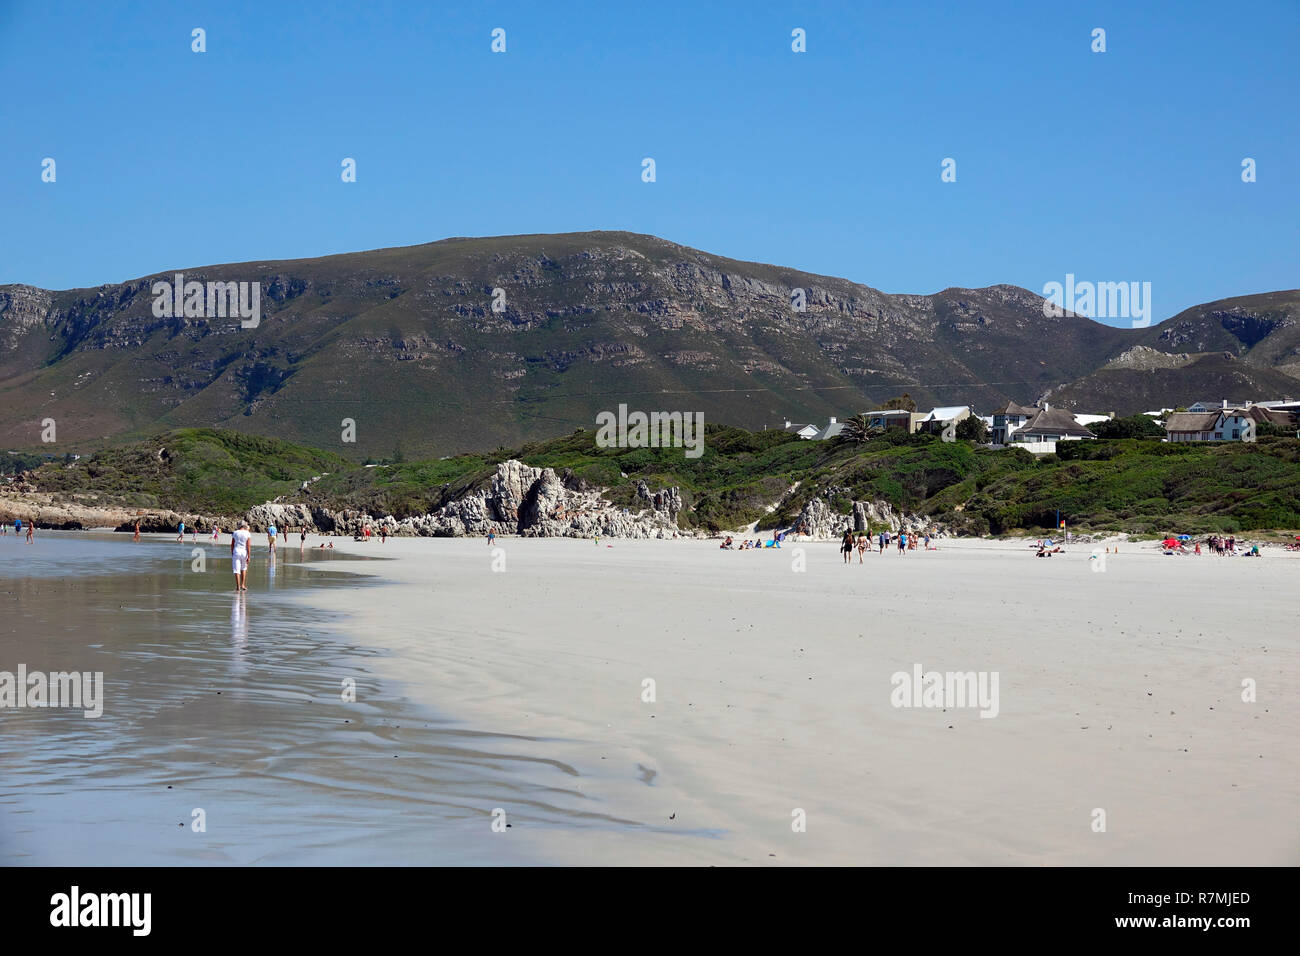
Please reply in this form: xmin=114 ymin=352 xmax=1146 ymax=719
xmin=1224 ymin=406 xmax=1294 ymax=426
xmin=921 ymin=405 xmax=970 ymax=421
xmin=868 ymin=408 xmax=914 ymax=418
xmin=992 ymin=401 xmax=1037 ymax=417
xmin=1165 ymin=412 xmax=1220 ymax=432
xmin=817 ymin=421 xmax=845 ymax=440
xmin=1018 ymin=406 xmax=1097 ymax=438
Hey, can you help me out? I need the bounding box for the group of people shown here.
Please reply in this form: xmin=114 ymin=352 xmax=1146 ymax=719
xmin=841 ymin=529 xmax=932 ymax=562
xmin=7 ymin=518 xmax=35 ymax=542
xmin=1205 ymin=535 xmax=1239 ymax=555
xmin=719 ymin=534 xmax=785 ymax=550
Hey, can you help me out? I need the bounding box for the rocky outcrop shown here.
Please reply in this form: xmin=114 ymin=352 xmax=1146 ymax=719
xmin=239 ymin=460 xmax=690 ymax=539
xmin=786 ymin=486 xmax=942 ymax=540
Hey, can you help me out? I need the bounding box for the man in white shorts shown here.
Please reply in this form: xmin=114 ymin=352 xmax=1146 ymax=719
xmin=231 ymin=520 xmax=252 ymax=592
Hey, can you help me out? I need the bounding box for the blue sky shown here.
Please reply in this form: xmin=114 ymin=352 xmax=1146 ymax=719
xmin=1 ymin=0 xmax=1296 ymax=323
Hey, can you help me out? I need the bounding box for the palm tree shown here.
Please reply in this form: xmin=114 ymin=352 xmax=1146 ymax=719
xmin=841 ymin=413 xmax=875 ymax=443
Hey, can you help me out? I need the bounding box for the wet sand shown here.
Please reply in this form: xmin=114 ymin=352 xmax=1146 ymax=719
xmin=0 ymin=535 xmax=591 ymax=864
xmin=3 ymin=532 xmax=1297 ymax=865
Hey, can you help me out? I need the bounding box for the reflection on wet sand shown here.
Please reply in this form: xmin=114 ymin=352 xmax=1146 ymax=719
xmin=0 ymin=534 xmax=639 ymax=865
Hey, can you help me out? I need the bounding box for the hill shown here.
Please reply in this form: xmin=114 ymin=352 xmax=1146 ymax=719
xmin=2 ymin=234 xmax=1297 ymax=456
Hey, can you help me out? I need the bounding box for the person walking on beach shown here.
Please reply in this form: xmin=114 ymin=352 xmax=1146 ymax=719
xmin=487 ymin=530 xmax=496 ymax=546
xmin=177 ymin=520 xmax=185 ymax=541
xmin=267 ymin=522 xmax=278 ymax=555
xmin=26 ymin=521 xmax=35 ymax=544
xmin=231 ymin=520 xmax=252 ymax=592
xmin=841 ymin=530 xmax=854 ymax=564
xmin=13 ymin=518 xmax=20 ymax=538
xmin=212 ymin=525 xmax=220 ymax=542
xmin=134 ymin=520 xmax=141 ymax=541
xmin=299 ymin=527 xmax=307 ymax=550
xmin=898 ymin=530 xmax=907 ymax=555
xmin=380 ymin=526 xmax=387 ymax=544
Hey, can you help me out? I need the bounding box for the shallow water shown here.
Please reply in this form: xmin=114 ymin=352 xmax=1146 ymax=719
xmin=0 ymin=533 xmax=604 ymax=865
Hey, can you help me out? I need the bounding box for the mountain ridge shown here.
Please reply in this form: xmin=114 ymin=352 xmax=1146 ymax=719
xmin=3 ymin=231 xmax=1297 ymax=457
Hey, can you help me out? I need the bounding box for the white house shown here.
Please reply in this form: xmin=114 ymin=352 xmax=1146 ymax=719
xmin=1166 ymin=405 xmax=1293 ymax=441
xmin=991 ymin=401 xmax=1036 ymax=444
xmin=814 ymin=417 xmax=845 ymax=441
xmin=917 ymin=405 xmax=972 ymax=434
xmin=1011 ymin=406 xmax=1098 ymax=454
xmin=783 ymin=421 xmax=820 ymax=440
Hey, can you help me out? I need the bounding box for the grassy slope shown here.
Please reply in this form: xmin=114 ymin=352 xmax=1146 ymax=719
xmin=26 ymin=428 xmax=352 ymax=514
xmin=22 ymin=426 xmax=1300 ymax=535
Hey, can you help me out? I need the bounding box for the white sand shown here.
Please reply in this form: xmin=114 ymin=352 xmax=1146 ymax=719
xmin=293 ymin=535 xmax=1300 ymax=865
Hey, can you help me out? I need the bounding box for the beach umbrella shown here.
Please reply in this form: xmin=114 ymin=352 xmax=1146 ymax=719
xmin=1178 ymin=534 xmax=1190 ymax=541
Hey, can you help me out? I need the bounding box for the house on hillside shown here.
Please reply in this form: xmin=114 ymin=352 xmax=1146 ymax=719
xmin=917 ymin=405 xmax=972 ymax=435
xmin=782 ymin=421 xmax=820 ymax=440
xmin=990 ymin=401 xmax=1037 ymax=444
xmin=1164 ymin=411 xmax=1220 ymax=441
xmin=1011 ymin=406 xmax=1098 ymax=453
xmin=814 ymin=417 xmax=846 ymax=441
xmin=1188 ymin=400 xmax=1250 ymax=414
xmin=1165 ymin=405 xmax=1292 ymax=441
xmin=866 ymin=409 xmax=925 ymax=433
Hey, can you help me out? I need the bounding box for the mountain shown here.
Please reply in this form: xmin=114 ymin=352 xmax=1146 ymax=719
xmin=1044 ymin=292 xmax=1300 ymax=411
xmin=2 ymin=232 xmax=1297 ymax=457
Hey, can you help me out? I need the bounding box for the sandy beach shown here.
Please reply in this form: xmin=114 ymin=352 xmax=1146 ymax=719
xmin=3 ymin=531 xmax=1296 ymax=866
xmin=285 ymin=534 xmax=1299 ymax=866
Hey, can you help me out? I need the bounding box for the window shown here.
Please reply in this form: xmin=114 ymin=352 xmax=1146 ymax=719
xmin=1232 ymin=429 xmax=1239 ymax=439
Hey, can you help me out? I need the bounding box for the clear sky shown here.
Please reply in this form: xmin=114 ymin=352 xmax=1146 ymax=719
xmin=1 ymin=0 xmax=1296 ymax=324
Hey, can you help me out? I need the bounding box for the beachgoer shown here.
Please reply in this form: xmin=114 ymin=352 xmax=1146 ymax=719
xmin=13 ymin=518 xmax=20 ymax=538
xmin=177 ymin=520 xmax=185 ymax=541
xmin=898 ymin=531 xmax=907 ymax=554
xmin=856 ymin=534 xmax=867 ymax=563
xmin=231 ymin=520 xmax=252 ymax=592
xmin=841 ymin=530 xmax=854 ymax=564
xmin=380 ymin=527 xmax=387 ymax=544
xmin=133 ymin=520 xmax=140 ymax=541
xmin=212 ymin=526 xmax=220 ymax=542
xmin=267 ymin=522 xmax=278 ymax=553
xmin=26 ymin=521 xmax=35 ymax=544
xmin=299 ymin=528 xmax=307 ymax=549
xmin=487 ymin=531 xmax=496 ymax=546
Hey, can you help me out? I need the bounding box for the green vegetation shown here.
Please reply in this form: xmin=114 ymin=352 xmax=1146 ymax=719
xmin=26 ymin=428 xmax=352 ymax=514
xmin=1087 ymin=414 xmax=1165 ymax=439
xmin=22 ymin=425 xmax=1300 ymax=535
